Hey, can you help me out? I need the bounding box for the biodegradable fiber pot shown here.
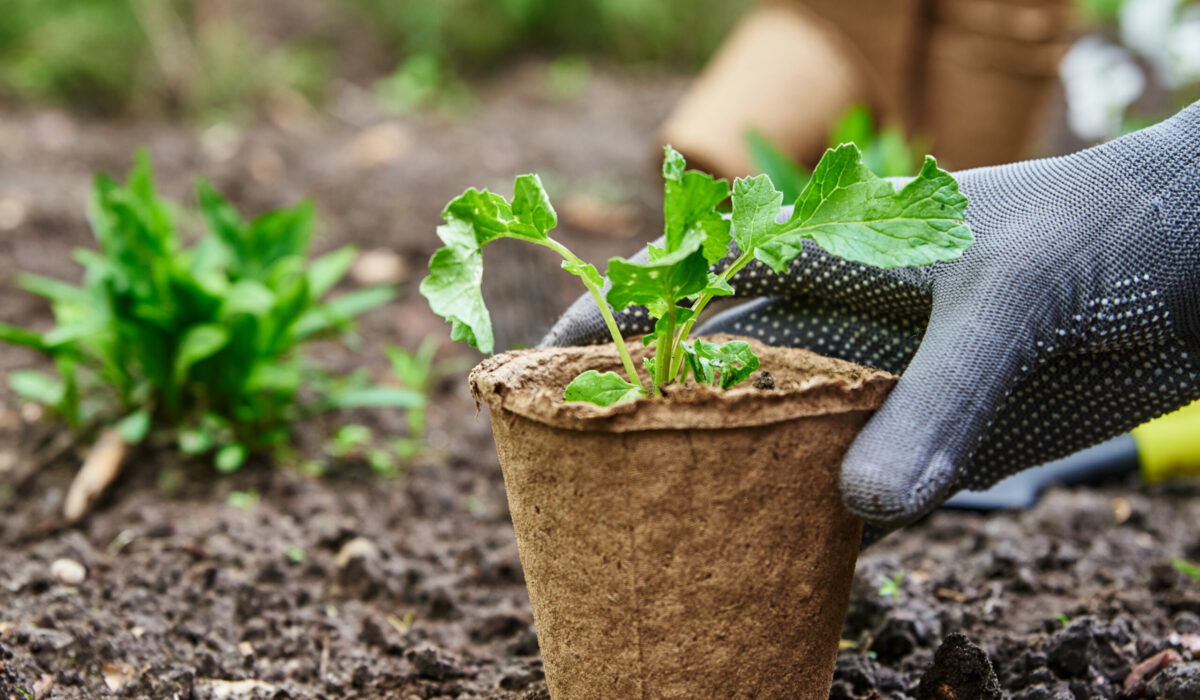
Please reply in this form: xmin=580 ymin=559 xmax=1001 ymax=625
xmin=469 ymin=336 xmax=896 ymax=699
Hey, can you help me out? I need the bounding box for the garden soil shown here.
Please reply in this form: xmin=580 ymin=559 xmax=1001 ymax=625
xmin=1 ymin=64 xmax=1199 ymax=699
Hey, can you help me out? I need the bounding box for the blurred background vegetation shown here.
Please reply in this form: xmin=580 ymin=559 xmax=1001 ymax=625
xmin=0 ymin=0 xmax=751 ymax=120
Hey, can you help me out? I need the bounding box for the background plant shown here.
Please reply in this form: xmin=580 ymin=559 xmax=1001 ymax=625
xmin=0 ymin=0 xmax=750 ymax=118
xmin=746 ymin=104 xmax=927 ymax=204
xmin=0 ymin=152 xmax=420 ymax=472
xmin=316 ymin=341 xmax=472 ymax=477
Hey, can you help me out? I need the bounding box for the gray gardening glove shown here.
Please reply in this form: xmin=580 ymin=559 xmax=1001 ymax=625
xmin=543 ymin=101 xmax=1200 ymax=532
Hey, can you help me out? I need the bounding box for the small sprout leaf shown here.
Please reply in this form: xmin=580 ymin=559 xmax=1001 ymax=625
xmin=9 ymin=370 xmax=64 ymax=406
xmin=563 ymin=370 xmax=646 ymax=406
xmin=216 ymin=443 xmax=248 ymax=473
xmin=1173 ymin=557 xmax=1200 ymax=581
xmin=116 ymin=409 xmax=151 ymax=444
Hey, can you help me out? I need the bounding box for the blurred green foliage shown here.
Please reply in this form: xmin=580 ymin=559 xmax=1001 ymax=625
xmin=747 ymin=105 xmax=927 ymax=203
xmin=0 ymin=152 xmax=421 ymax=472
xmin=352 ymin=0 xmax=749 ymax=72
xmin=0 ymin=0 xmax=328 ymax=117
xmin=0 ymin=0 xmax=750 ymax=116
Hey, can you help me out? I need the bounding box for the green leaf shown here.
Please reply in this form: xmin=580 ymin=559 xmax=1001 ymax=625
xmin=695 ymin=272 xmax=734 ymax=299
xmin=442 ymin=188 xmax=515 ymax=246
xmin=220 ymin=279 xmax=276 ymax=318
xmin=605 ymin=232 xmax=708 ymax=311
xmin=173 ymin=324 xmax=230 ymax=383
xmin=307 ymin=245 xmax=358 ymax=299
xmin=0 ymin=323 xmax=48 ymax=352
xmin=562 ymin=259 xmax=603 ymax=288
xmin=294 ymin=286 xmax=396 ymax=339
xmin=511 ymin=174 xmax=557 ymax=238
xmin=563 ymin=370 xmax=646 ymax=406
xmin=196 ymin=179 xmax=246 ymax=262
xmin=734 ymin=144 xmax=972 ymax=272
xmin=9 ymin=370 xmax=63 ymax=405
xmin=662 ymin=145 xmax=686 ymax=181
xmin=178 ymin=428 xmax=214 ymax=455
xmin=680 ymin=343 xmax=714 ymax=385
xmin=216 ymin=443 xmax=248 ymax=473
xmin=227 ymin=488 xmax=259 ymax=509
xmin=42 ymin=319 xmax=108 ymax=348
xmin=1174 ymin=557 xmax=1200 ymax=581
xmin=116 ymin=409 xmax=151 ymax=444
xmin=385 ymin=341 xmax=435 ymax=390
xmin=16 ymin=273 xmax=92 ymax=307
xmin=661 ymin=146 xmax=731 ymax=264
xmin=320 ymin=387 xmax=426 ymax=409
xmin=421 ymin=176 xmax=563 ymax=354
xmin=697 ymin=339 xmax=760 ymax=389
xmin=829 ymin=105 xmax=874 ymax=151
xmin=420 ymin=227 xmax=492 ymax=352
xmin=745 ymin=130 xmax=810 ymax=203
xmin=244 ymin=201 xmax=316 ymax=273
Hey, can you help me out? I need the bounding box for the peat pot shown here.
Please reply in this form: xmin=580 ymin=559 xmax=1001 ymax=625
xmin=469 ymin=335 xmax=896 ymax=699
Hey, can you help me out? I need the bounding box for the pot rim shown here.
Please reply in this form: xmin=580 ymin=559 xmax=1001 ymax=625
xmin=469 ymin=334 xmax=896 ymax=433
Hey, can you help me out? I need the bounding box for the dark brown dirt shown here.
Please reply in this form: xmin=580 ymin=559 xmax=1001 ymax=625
xmin=1 ymin=63 xmax=1199 ymax=699
xmin=915 ymin=633 xmax=1001 ymax=700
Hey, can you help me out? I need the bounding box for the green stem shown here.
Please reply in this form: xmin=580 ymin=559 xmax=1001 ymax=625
xmin=654 ymin=305 xmax=676 ymax=391
xmin=669 ymin=250 xmax=755 ymax=380
xmin=540 ymin=238 xmax=646 ymax=391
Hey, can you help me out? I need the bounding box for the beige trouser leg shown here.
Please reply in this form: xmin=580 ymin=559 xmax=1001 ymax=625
xmin=660 ymin=0 xmax=1072 ymax=178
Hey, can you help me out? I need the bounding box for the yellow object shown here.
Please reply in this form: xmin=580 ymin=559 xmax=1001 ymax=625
xmin=1132 ymin=399 xmax=1200 ymax=483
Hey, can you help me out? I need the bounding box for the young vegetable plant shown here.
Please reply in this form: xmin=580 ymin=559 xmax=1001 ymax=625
xmin=422 ymin=143 xmax=972 ymax=406
xmin=0 ymin=152 xmax=421 ymax=474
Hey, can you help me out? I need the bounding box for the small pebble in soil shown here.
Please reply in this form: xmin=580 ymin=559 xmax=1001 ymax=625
xmin=50 ymin=558 xmax=86 ymax=586
xmin=405 ymin=645 xmax=464 ymax=681
xmin=333 ymin=537 xmax=383 ymax=599
xmin=752 ymin=371 xmax=775 ymax=390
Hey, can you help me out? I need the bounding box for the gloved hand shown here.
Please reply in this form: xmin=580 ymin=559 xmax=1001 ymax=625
xmin=543 ymin=101 xmax=1200 ymax=533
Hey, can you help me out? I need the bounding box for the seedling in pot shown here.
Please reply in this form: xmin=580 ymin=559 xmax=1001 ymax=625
xmin=422 ymin=144 xmax=973 ymax=405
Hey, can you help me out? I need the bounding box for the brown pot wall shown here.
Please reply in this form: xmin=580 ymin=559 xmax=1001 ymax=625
xmin=470 ymin=336 xmax=896 ymax=699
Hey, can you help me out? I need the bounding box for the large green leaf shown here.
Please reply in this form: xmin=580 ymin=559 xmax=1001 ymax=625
xmin=735 ymin=144 xmax=972 ymax=272
xmin=605 ymin=231 xmax=708 ymax=311
xmin=421 ymin=175 xmax=561 ymax=355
